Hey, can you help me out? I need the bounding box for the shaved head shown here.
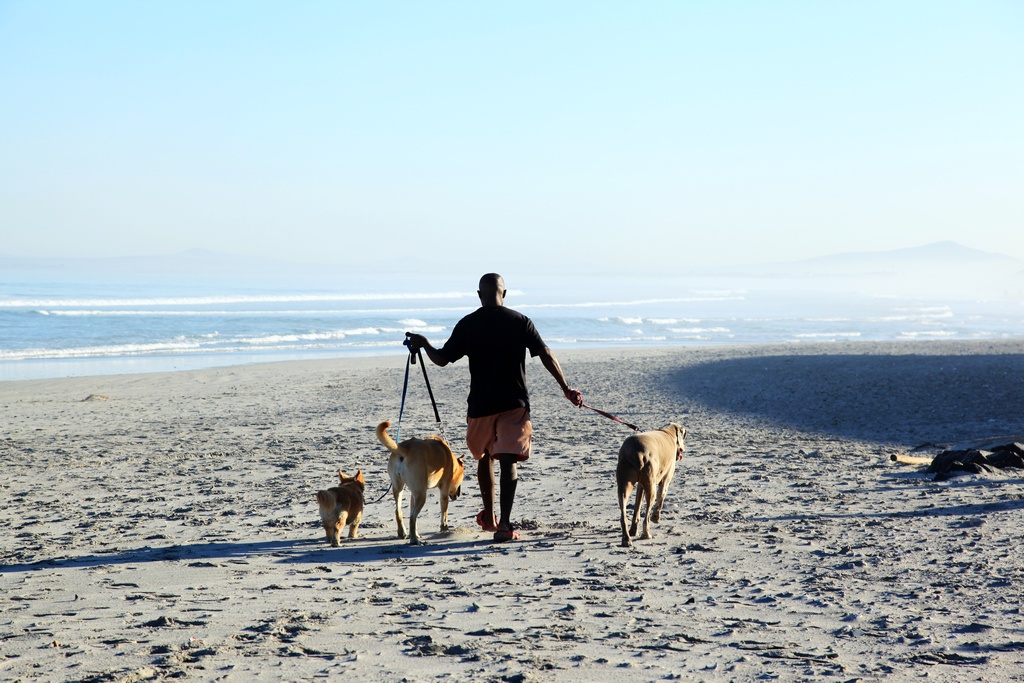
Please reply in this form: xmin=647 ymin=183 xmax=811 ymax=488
xmin=478 ymin=273 xmax=504 ymax=294
xmin=477 ymin=273 xmax=506 ymax=307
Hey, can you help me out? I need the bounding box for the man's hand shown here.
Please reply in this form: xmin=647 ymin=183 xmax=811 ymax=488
xmin=405 ymin=332 xmax=426 ymax=352
xmin=564 ymin=387 xmax=583 ymax=407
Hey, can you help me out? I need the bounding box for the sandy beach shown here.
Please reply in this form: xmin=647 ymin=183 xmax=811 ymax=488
xmin=3 ymin=340 xmax=1024 ymax=682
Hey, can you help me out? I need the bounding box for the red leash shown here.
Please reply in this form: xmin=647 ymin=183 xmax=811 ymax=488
xmin=579 ymin=401 xmax=640 ymax=432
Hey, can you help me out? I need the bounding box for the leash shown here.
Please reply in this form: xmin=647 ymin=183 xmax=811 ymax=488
xmin=394 ymin=345 xmax=446 ymax=441
xmin=396 ymin=350 xmax=413 ymax=443
xmin=579 ymin=401 xmax=640 ymax=432
xmin=367 ymin=346 xmax=448 ymax=506
xmin=365 ymin=482 xmax=393 ymax=505
xmin=412 ymin=347 xmax=446 ymax=441
xmin=366 ymin=352 xmax=414 ymax=506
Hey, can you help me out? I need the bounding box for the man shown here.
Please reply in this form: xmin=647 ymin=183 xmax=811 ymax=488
xmin=404 ymin=273 xmax=583 ymax=542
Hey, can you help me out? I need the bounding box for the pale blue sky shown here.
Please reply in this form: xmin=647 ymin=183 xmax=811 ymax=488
xmin=1 ymin=1 xmax=1021 ymax=274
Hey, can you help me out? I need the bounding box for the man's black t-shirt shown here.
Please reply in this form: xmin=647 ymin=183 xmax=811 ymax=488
xmin=437 ymin=306 xmax=547 ymax=418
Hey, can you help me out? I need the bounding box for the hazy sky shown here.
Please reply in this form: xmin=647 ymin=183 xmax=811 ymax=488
xmin=2 ymin=1 xmax=1021 ymax=274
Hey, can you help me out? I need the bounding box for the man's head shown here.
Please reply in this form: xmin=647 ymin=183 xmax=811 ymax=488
xmin=478 ymin=273 xmax=506 ymax=306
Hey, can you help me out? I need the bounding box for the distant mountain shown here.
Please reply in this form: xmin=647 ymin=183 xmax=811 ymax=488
xmin=696 ymin=241 xmax=1020 ymax=278
xmin=791 ymin=241 xmax=1021 ymax=275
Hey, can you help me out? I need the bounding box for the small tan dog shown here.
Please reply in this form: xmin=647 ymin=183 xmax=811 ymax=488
xmin=376 ymin=421 xmax=465 ymax=545
xmin=616 ymin=423 xmax=687 ymax=548
xmin=315 ymin=469 xmax=366 ymax=547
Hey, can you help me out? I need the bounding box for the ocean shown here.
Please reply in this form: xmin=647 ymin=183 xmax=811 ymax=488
xmin=1 ymin=273 xmax=1022 ymax=382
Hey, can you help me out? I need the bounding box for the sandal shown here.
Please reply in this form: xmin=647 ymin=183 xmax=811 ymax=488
xmin=476 ymin=509 xmax=497 ymax=532
xmin=493 ymin=524 xmax=521 ymax=542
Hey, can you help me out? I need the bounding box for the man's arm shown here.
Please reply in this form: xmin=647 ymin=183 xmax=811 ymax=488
xmin=538 ymin=346 xmax=583 ymax=406
xmin=404 ymin=332 xmax=449 ymax=367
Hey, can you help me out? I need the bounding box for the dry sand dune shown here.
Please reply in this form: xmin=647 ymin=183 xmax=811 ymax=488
xmin=3 ymin=340 xmax=1024 ymax=682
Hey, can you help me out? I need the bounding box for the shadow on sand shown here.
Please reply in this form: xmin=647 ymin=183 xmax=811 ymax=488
xmin=666 ymin=351 xmax=1024 ymax=444
xmin=0 ymin=533 xmax=520 ymax=575
xmin=756 ymin=490 xmax=1024 ymax=524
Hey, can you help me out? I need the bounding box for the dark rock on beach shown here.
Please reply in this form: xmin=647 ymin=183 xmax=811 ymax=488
xmin=929 ymin=443 xmax=1024 ymax=481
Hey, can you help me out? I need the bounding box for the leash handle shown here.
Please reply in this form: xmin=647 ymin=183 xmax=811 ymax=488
xmin=580 ymin=401 xmax=640 ymax=432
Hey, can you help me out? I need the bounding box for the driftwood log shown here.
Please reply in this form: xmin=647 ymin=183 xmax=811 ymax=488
xmin=890 ymin=453 xmax=934 ymax=466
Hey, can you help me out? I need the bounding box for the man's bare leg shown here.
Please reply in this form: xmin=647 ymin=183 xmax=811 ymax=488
xmin=497 ymin=455 xmax=518 ymax=530
xmin=477 ymin=454 xmax=496 ymax=529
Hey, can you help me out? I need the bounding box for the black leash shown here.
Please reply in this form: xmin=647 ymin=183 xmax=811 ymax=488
xmin=365 ymin=482 xmax=394 ymax=505
xmin=367 ymin=346 xmax=447 ymax=505
xmin=412 ymin=347 xmax=445 ymax=438
xmin=365 ymin=352 xmax=414 ymax=506
xmin=396 ymin=350 xmax=413 ymax=443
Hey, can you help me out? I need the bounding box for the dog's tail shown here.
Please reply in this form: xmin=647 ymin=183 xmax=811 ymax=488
xmin=375 ymin=421 xmax=399 ymax=453
xmin=315 ymin=489 xmax=334 ymax=510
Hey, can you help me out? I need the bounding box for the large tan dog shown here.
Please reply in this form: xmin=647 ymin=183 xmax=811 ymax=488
xmin=616 ymin=423 xmax=686 ymax=548
xmin=315 ymin=469 xmax=366 ymax=547
xmin=376 ymin=421 xmax=465 ymax=545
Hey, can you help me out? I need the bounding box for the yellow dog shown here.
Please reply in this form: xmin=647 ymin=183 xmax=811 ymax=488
xmin=376 ymin=421 xmax=465 ymax=545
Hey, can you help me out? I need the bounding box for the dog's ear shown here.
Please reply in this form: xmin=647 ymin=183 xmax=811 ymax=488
xmin=354 ymin=469 xmax=365 ymax=484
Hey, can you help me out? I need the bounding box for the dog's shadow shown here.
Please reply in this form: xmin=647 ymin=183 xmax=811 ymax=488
xmin=1 ymin=533 xmax=503 ymax=574
xmin=289 ymin=534 xmax=501 ymax=565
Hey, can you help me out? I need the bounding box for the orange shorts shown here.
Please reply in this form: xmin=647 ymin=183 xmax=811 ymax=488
xmin=465 ymin=407 xmax=533 ymax=462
